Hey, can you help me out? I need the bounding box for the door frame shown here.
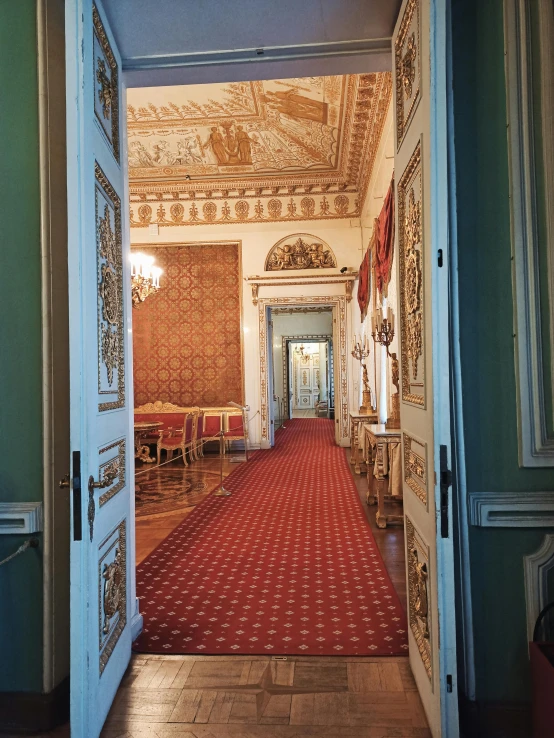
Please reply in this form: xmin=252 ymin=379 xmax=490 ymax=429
xmin=280 ymin=335 xmax=332 ymax=418
xmin=258 ymin=296 xmax=348 ymax=447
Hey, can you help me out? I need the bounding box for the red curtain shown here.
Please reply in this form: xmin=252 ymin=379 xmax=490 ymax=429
xmin=374 ymin=176 xmax=395 ymax=297
xmin=357 ymin=247 xmax=371 ymax=318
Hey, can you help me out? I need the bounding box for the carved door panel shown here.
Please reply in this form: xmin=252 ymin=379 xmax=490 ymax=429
xmin=393 ymin=0 xmax=459 ymax=736
xmin=66 ymin=2 xmax=135 ymax=736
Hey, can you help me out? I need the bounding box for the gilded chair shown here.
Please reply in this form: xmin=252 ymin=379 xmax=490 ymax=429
xmin=156 ymin=412 xmax=196 ymax=466
xmin=193 ymin=410 xmax=204 ymax=460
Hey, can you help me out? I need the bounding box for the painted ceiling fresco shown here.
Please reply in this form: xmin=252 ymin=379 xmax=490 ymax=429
xmin=127 ymin=73 xmax=391 ymax=227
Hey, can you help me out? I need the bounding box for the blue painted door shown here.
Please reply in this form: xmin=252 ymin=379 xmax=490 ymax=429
xmin=66 ymin=2 xmax=136 ymax=735
xmin=393 ymin=0 xmax=459 ymax=735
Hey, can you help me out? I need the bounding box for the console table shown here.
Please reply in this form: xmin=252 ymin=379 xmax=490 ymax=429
xmin=363 ymin=423 xmax=403 ymax=529
xmin=349 ymin=411 xmax=378 ymax=474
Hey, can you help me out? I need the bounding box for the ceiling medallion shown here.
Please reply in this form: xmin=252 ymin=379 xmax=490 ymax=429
xmin=265 ymin=235 xmax=337 ymax=271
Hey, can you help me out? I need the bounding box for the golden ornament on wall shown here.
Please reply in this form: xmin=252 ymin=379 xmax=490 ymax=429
xmin=265 ymin=235 xmax=337 ymax=271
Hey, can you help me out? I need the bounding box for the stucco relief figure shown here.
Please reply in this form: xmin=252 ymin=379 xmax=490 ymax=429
xmin=176 ymin=137 xmax=202 ymax=164
xmin=129 ymin=141 xmax=154 ymax=167
xmin=203 ymin=127 xmax=228 ymax=165
xmin=151 ymin=141 xmax=174 ymax=165
xmin=223 ymin=126 xmax=241 ymax=165
xmin=262 ymin=90 xmax=328 ymax=124
xmin=236 ymin=125 xmax=253 ymax=164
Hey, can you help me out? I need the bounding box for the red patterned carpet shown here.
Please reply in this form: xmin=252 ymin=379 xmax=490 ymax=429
xmin=133 ymin=419 xmax=408 ymax=655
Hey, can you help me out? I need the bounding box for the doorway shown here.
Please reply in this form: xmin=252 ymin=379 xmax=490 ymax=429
xmin=61 ymin=1 xmax=460 ymax=736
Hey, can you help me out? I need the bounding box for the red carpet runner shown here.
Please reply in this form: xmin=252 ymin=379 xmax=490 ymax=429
xmin=133 ymin=419 xmax=408 ymax=655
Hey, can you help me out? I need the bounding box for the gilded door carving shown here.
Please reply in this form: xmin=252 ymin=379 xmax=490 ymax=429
xmin=398 ymin=141 xmax=425 ymax=406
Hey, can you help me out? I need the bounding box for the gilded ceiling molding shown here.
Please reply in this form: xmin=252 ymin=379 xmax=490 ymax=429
xmin=265 ymin=234 xmax=337 ymax=271
xmin=127 ymin=73 xmax=392 ymax=225
xmin=129 ymin=193 xmax=359 ymax=228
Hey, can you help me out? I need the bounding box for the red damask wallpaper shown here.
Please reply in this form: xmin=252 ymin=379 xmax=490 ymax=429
xmin=132 ymin=243 xmax=243 ymax=407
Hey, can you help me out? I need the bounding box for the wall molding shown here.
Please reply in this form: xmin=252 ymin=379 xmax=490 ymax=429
xmin=0 ymin=503 xmax=44 ymax=535
xmin=504 ymin=0 xmax=554 ymax=466
xmin=468 ymin=491 xmax=554 ymax=527
xmin=524 ymin=533 xmax=554 ymax=642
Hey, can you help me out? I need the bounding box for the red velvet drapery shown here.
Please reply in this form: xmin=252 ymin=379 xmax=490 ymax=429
xmin=374 ymin=177 xmax=395 ymax=297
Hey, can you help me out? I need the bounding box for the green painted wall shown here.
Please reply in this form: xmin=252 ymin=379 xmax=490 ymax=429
xmin=452 ymin=0 xmax=554 ymax=704
xmin=0 ymin=0 xmax=44 ymax=694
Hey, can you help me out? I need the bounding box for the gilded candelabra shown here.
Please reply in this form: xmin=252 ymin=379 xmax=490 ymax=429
xmin=130 ymin=252 xmax=162 ymax=307
xmin=351 ymin=335 xmax=373 ymax=414
xmin=371 ymin=308 xmax=400 ymax=430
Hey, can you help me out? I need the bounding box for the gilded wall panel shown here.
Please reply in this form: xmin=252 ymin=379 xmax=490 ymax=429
xmin=398 ymin=140 xmax=425 ymax=406
xmin=395 ymin=0 xmax=421 ymax=150
xmin=98 ymin=519 xmax=127 ymax=674
xmin=403 ymin=432 xmax=427 ymax=506
xmin=93 ymin=5 xmax=120 ymax=163
xmin=406 ymin=516 xmax=432 ymax=680
xmin=98 ymin=438 xmax=126 ymax=507
xmin=95 ymin=163 xmax=125 ymax=411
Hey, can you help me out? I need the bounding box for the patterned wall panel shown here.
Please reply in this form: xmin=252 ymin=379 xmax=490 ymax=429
xmin=406 ymin=516 xmax=432 ymax=680
xmin=403 ymin=432 xmax=427 ymax=506
xmin=395 ymin=0 xmax=421 ymax=150
xmin=132 ymin=243 xmax=243 ymax=407
xmin=95 ymin=163 xmax=125 ymax=411
xmin=98 ymin=519 xmax=127 ymax=674
xmin=398 ymin=140 xmax=425 ymax=406
xmin=93 ymin=5 xmax=120 ymax=163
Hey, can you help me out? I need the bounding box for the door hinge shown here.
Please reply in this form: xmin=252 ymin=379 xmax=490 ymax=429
xmin=438 ymin=249 xmax=444 ymax=267
xmin=72 ymin=450 xmax=82 ymax=542
xmin=446 ymin=674 xmax=453 ymax=693
xmin=439 ymin=444 xmax=452 ymax=539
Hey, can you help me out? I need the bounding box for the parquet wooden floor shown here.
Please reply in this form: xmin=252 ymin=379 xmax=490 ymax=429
xmin=99 ymin=654 xmax=429 ymax=737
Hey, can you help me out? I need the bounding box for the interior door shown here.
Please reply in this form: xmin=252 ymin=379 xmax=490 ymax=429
xmin=66 ymin=2 xmax=135 ymax=735
xmin=393 ymin=0 xmax=459 ymax=735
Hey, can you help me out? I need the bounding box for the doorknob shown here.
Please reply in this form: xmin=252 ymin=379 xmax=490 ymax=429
xmin=59 ymin=474 xmax=70 ymax=489
xmin=88 ymin=466 xmax=118 ymax=493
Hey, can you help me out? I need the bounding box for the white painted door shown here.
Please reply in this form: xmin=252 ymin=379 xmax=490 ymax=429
xmin=393 ymin=0 xmax=459 ymax=735
xmin=66 ymin=2 xmax=135 ymax=735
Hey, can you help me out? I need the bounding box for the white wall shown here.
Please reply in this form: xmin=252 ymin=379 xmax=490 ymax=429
xmin=352 ymin=97 xmax=397 ymax=421
xmin=131 ymin=218 xmax=363 ymax=445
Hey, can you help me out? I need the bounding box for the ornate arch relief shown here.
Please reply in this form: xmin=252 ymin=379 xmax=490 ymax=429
xmin=265 ymin=234 xmax=337 ymax=271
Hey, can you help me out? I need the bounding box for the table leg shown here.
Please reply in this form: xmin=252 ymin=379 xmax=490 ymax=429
xmin=373 ymin=441 xmax=388 ymax=528
xmin=366 ymin=443 xmax=377 ymax=505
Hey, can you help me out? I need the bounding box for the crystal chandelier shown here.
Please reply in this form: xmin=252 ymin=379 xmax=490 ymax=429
xmin=130 ymin=252 xmax=162 ymax=308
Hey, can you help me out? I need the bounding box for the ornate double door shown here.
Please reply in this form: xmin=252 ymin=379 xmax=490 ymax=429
xmin=66 ymin=2 xmax=135 ymax=736
xmin=393 ymin=0 xmax=459 ymax=736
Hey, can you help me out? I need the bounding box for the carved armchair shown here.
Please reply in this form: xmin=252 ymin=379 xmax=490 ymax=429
xmin=156 ymin=411 xmax=197 ymax=466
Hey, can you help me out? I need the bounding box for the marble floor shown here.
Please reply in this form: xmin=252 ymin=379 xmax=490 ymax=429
xmin=291 ymin=409 xmax=318 ymax=418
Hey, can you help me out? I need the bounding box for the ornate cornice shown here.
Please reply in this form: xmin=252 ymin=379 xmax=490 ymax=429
xmin=128 ymin=73 xmax=392 ymax=227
